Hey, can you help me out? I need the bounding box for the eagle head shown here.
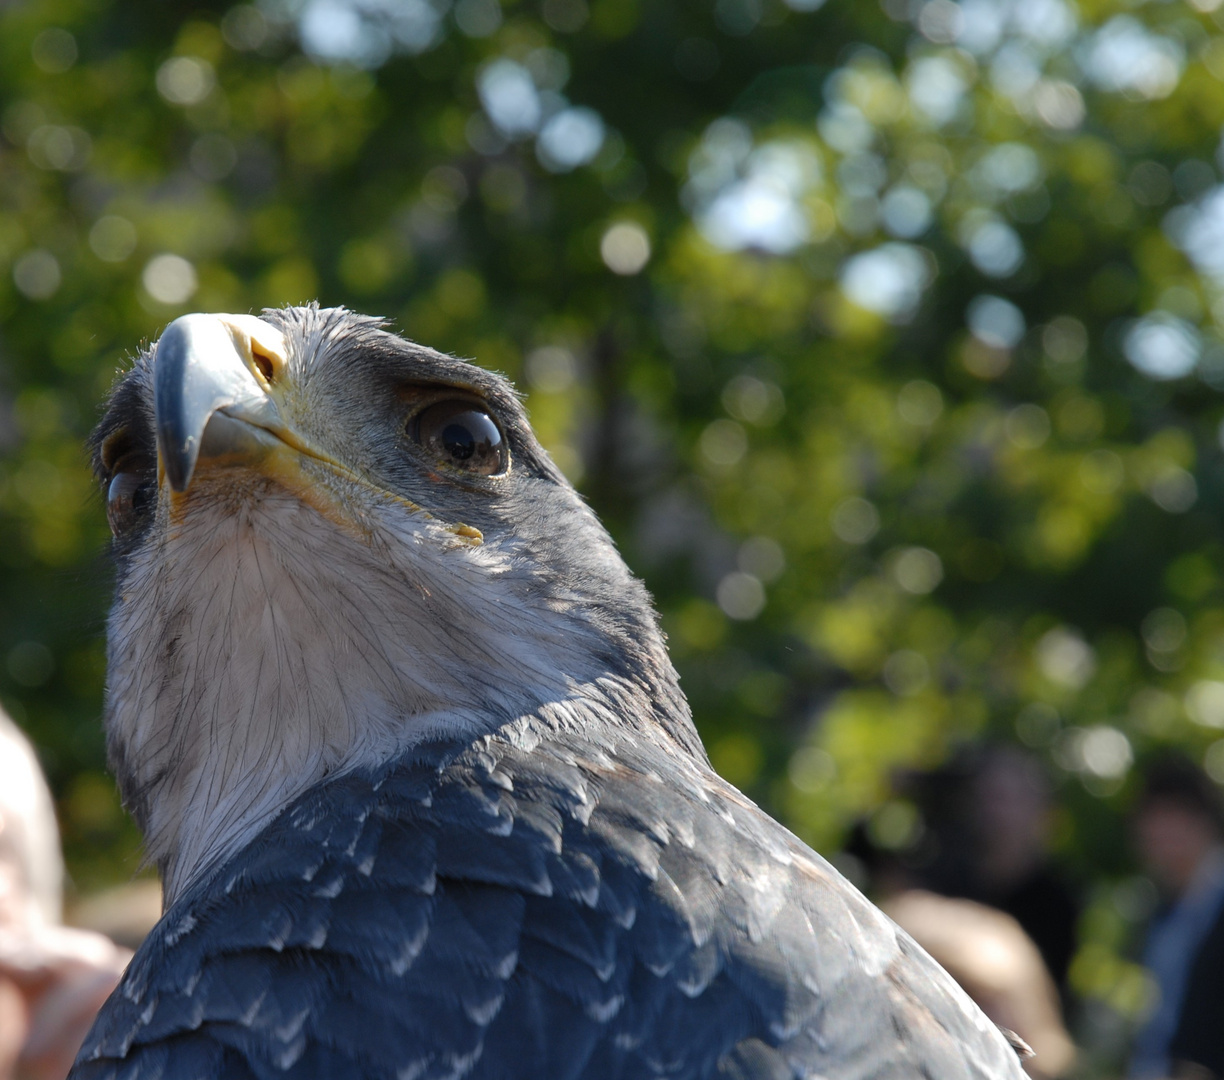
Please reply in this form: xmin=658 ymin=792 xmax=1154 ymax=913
xmin=91 ymin=306 xmax=696 ymax=900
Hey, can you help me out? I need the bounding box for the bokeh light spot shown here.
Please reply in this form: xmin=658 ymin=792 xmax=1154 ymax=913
xmin=156 ymin=56 xmax=216 ymax=106
xmin=13 ymin=250 xmax=62 ymax=300
xmin=142 ymin=254 xmax=198 ymax=305
xmin=600 ymin=222 xmax=651 ymax=275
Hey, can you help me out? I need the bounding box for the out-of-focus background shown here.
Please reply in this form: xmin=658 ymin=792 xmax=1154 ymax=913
xmin=4 ymin=0 xmax=1224 ymax=1073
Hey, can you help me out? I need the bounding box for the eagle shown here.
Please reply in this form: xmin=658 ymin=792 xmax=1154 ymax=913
xmin=72 ymin=306 xmax=1026 ymax=1079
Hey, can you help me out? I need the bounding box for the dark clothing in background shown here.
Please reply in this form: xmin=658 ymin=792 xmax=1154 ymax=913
xmin=1170 ymin=898 xmax=1224 ymax=1079
xmin=1132 ymin=855 xmax=1224 ymax=1079
xmin=981 ymin=866 xmax=1080 ymax=996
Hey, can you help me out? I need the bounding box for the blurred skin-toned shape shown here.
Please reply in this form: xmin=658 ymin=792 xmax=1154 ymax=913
xmin=1135 ymin=802 xmax=1221 ymax=898
xmin=0 ymin=710 xmax=131 ymax=1080
xmin=974 ymin=749 xmax=1052 ymax=897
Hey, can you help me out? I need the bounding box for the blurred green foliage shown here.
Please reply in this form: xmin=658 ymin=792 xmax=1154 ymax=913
xmin=5 ymin=0 xmax=1224 ymax=1067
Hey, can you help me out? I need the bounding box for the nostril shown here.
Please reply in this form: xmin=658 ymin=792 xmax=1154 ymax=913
xmin=252 ymin=346 xmax=276 ymax=385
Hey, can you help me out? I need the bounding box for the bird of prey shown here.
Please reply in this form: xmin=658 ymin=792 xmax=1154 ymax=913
xmin=73 ymin=306 xmax=1026 ymax=1079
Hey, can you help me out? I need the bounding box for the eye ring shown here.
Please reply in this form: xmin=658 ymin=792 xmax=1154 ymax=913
xmin=408 ymin=399 xmax=508 ymax=477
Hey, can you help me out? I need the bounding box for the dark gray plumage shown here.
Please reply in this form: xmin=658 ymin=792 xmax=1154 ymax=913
xmin=73 ymin=306 xmax=1026 ymax=1079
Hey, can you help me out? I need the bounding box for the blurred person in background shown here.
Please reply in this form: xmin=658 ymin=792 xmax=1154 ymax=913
xmin=1129 ymin=755 xmax=1224 ymax=1080
xmin=968 ymin=746 xmax=1081 ymax=1002
xmin=895 ymin=745 xmax=1081 ymax=1003
xmin=0 ymin=708 xmax=130 ymax=1080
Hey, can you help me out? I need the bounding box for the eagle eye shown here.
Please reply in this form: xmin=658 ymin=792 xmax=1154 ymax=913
xmin=411 ymin=400 xmax=507 ymax=477
xmin=107 ymin=471 xmax=154 ymax=536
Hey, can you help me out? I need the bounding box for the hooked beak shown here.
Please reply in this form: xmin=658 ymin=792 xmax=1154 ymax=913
xmin=154 ymin=313 xmax=289 ymax=492
xmin=151 ymin=311 xmax=482 ymax=544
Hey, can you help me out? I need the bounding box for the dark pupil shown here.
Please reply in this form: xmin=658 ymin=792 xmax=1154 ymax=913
xmin=442 ymin=422 xmax=477 ymax=461
xmin=416 ymin=402 xmax=504 ymax=474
